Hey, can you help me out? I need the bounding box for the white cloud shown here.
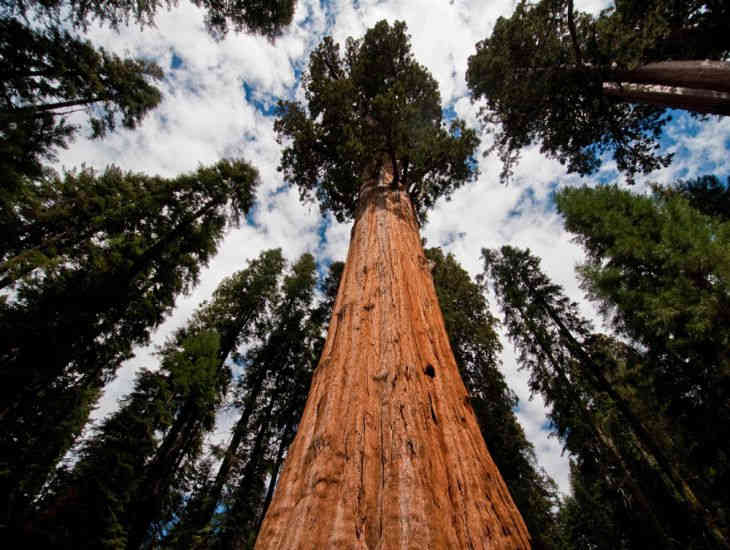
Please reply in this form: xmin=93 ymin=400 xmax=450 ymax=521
xmin=54 ymin=0 xmax=730 ymax=501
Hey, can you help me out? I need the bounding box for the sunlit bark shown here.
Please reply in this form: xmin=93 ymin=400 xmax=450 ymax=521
xmin=255 ymin=169 xmax=530 ymax=549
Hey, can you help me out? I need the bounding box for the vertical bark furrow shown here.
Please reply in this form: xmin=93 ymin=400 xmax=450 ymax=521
xmin=255 ymin=184 xmax=530 ymax=549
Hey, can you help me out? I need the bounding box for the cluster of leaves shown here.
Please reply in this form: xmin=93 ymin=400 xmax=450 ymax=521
xmin=275 ymin=20 xmax=479 ymax=223
xmin=0 ymin=16 xmax=163 ymax=182
xmin=556 ymin=182 xmax=730 ymax=539
xmin=483 ymin=176 xmax=730 ymax=548
xmin=466 ymin=0 xmax=730 ymax=182
xmin=1 ymin=0 xmax=298 ymax=183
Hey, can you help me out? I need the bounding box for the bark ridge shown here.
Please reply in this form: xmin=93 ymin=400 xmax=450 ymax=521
xmin=255 ymin=182 xmax=530 ymax=549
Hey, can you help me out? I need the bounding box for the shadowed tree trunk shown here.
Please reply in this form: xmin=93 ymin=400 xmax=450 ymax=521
xmin=255 ymin=168 xmax=530 ymax=549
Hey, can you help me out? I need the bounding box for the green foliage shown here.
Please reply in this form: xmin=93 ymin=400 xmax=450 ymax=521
xmin=34 ymin=331 xmax=220 ymax=550
xmin=0 ymin=159 xmax=258 ymax=534
xmin=159 ymin=255 xmax=329 ymax=550
xmin=425 ymin=247 xmax=561 ymax=550
xmin=5 ymin=0 xmax=296 ymax=38
xmin=556 ymin=463 xmax=635 ymax=550
xmin=484 ymin=243 xmax=729 ymax=548
xmin=275 ymin=20 xmax=479 ymax=223
xmin=466 ymin=0 xmax=730 ymax=183
xmin=654 ymin=174 xmax=730 ymax=222
xmin=32 ymin=249 xmax=285 ymax=548
xmin=0 ymin=17 xmax=162 ymax=180
xmin=202 ymin=253 xmax=323 ymax=550
xmin=483 ymin=245 xmax=668 ymax=548
xmin=556 ymin=184 xmax=730 ymax=535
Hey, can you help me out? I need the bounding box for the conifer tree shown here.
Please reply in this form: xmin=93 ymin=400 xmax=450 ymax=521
xmin=555 ymin=184 xmax=730 ymax=544
xmin=653 ymin=174 xmax=730 ymax=222
xmin=483 ymin=244 xmax=728 ymax=548
xmin=33 ymin=331 xmax=222 ymax=549
xmin=0 ymin=17 xmax=162 ymax=182
xmin=30 ymin=249 xmax=284 ymax=548
xmin=168 ymin=253 xmax=320 ymax=549
xmin=466 ymin=0 xmax=730 ymax=182
xmin=6 ymin=0 xmax=297 ymax=38
xmin=212 ymin=254 xmax=322 ymax=550
xmin=0 ymin=159 xmax=259 ymax=535
xmin=257 ymin=21 xmax=529 ymax=548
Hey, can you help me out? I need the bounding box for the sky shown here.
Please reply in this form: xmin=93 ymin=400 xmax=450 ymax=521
xmin=55 ymin=0 xmax=730 ymax=496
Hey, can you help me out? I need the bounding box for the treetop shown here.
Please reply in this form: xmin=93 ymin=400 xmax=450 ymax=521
xmin=275 ymin=19 xmax=479 ymax=224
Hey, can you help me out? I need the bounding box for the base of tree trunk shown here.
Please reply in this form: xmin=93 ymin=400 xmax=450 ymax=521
xmin=255 ymin=182 xmax=530 ymax=549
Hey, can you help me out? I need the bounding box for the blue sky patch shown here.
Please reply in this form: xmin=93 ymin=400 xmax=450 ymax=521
xmin=170 ymin=51 xmax=183 ymax=70
xmin=243 ymin=82 xmax=278 ymax=117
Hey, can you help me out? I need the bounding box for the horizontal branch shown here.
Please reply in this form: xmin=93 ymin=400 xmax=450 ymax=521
xmin=612 ymin=60 xmax=730 ymax=94
xmin=603 ymin=81 xmax=730 ymax=116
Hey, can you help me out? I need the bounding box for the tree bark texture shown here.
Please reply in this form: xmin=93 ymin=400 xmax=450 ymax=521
xmin=255 ymin=175 xmax=530 ymax=549
xmin=613 ymin=60 xmax=730 ymax=94
xmin=604 ymin=60 xmax=730 ymax=116
xmin=603 ymin=82 xmax=730 ymax=116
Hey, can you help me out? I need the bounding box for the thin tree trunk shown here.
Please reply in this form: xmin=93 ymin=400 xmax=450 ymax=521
xmin=0 ymin=97 xmax=104 ymax=119
xmin=255 ymin=421 xmax=295 ymax=536
xmin=183 ymin=372 xmax=268 ymax=542
xmin=126 ymin=402 xmax=198 ymax=550
xmin=255 ymin=169 xmax=530 ymax=549
xmin=220 ymin=416 xmax=273 ymax=550
xmin=532 ymin=292 xmax=729 ymax=549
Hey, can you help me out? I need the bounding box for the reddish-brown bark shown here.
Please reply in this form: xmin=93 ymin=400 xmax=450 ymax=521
xmin=255 ymin=172 xmax=530 ymax=549
xmin=604 ymin=60 xmax=730 ymax=116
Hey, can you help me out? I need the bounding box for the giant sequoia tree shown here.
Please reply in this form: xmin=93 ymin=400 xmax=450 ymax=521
xmin=466 ymin=0 xmax=730 ymax=182
xmin=257 ymin=21 xmax=529 ymax=548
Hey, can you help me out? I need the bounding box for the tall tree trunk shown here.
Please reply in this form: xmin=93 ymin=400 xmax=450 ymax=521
xmin=178 ymin=372 xmax=269 ymax=547
xmin=126 ymin=402 xmax=198 ymax=550
xmin=255 ymin=421 xmax=295 ymax=536
xmin=602 ymin=82 xmax=730 ymax=116
xmin=219 ymin=416 xmax=273 ymax=550
xmin=612 ymin=60 xmax=730 ymax=94
xmin=604 ymin=60 xmax=730 ymax=116
xmin=255 ymin=171 xmax=530 ymax=549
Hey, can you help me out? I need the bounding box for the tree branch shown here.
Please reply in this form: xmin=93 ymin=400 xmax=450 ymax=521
xmin=566 ymin=0 xmax=583 ymax=67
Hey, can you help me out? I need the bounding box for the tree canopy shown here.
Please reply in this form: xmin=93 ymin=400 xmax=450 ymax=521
xmin=5 ymin=0 xmax=297 ymax=38
xmin=0 ymin=17 xmax=163 ymax=182
xmin=0 ymin=159 xmax=259 ymax=535
xmin=483 ymin=244 xmax=729 ymax=548
xmin=555 ymin=183 xmax=730 ymax=531
xmin=466 ymin=0 xmax=730 ymax=182
xmin=274 ymin=19 xmax=479 ymax=223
